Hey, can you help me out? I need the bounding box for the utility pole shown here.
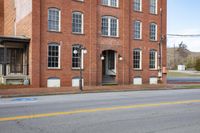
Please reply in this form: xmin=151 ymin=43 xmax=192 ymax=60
xmin=174 ymin=44 xmax=176 ymax=69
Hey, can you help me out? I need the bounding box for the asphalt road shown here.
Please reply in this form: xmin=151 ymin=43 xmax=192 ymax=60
xmin=0 ymin=89 xmax=200 ymax=133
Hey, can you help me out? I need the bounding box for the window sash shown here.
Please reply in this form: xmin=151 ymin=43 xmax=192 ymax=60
xmin=134 ymin=21 xmax=141 ymax=39
xmin=48 ymin=9 xmax=60 ymax=31
xmin=101 ymin=0 xmax=118 ymax=7
xmin=72 ymin=12 xmax=83 ymax=33
xmin=149 ymin=50 xmax=157 ymax=69
xmin=134 ymin=0 xmax=141 ymax=11
xmin=72 ymin=45 xmax=84 ymax=69
xmin=72 ymin=45 xmax=81 ymax=68
xmin=150 ymin=0 xmax=157 ymax=14
xmin=101 ymin=17 xmax=118 ymax=37
xmin=133 ymin=49 xmax=142 ymax=69
xmin=48 ymin=44 xmax=60 ymax=68
xmin=150 ymin=23 xmax=157 ymax=40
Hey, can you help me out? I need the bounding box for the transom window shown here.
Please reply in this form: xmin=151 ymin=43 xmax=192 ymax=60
xmin=48 ymin=8 xmax=60 ymax=32
xmin=134 ymin=0 xmax=142 ymax=11
xmin=150 ymin=23 xmax=157 ymax=41
xmin=101 ymin=0 xmax=119 ymax=7
xmin=133 ymin=48 xmax=142 ymax=69
xmin=48 ymin=43 xmax=60 ymax=68
xmin=149 ymin=49 xmax=157 ymax=69
xmin=72 ymin=12 xmax=84 ymax=34
xmin=150 ymin=0 xmax=157 ymax=14
xmin=101 ymin=16 xmax=118 ymax=37
xmin=134 ymin=21 xmax=142 ymax=39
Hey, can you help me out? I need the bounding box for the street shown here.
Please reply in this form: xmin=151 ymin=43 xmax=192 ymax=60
xmin=0 ymin=89 xmax=200 ymax=133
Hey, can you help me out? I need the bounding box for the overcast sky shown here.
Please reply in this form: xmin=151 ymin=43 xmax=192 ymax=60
xmin=167 ymin=0 xmax=200 ymax=52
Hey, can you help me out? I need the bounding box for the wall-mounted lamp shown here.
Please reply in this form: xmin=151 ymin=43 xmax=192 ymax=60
xmin=118 ymin=55 xmax=123 ymax=61
xmin=100 ymin=54 xmax=105 ymax=60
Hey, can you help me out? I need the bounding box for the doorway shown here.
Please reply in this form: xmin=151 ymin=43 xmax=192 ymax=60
xmin=102 ymin=50 xmax=117 ymax=84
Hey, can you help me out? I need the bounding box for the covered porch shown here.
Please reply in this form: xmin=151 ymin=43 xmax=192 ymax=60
xmin=0 ymin=36 xmax=30 ymax=85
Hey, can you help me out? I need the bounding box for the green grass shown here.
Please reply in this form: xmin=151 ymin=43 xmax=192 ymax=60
xmin=178 ymin=85 xmax=200 ymax=89
xmin=167 ymin=71 xmax=200 ymax=78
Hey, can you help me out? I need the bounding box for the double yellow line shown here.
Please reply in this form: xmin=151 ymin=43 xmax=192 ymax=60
xmin=0 ymin=99 xmax=200 ymax=122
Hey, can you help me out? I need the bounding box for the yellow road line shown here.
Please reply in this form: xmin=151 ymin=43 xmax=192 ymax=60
xmin=0 ymin=99 xmax=200 ymax=122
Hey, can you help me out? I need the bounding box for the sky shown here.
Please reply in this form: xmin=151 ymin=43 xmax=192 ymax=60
xmin=167 ymin=0 xmax=200 ymax=52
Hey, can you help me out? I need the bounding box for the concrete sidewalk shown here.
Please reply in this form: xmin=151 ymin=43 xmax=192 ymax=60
xmin=0 ymin=84 xmax=189 ymax=98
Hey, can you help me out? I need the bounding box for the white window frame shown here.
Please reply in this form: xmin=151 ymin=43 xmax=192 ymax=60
xmin=150 ymin=0 xmax=158 ymax=14
xmin=101 ymin=0 xmax=119 ymax=8
xmin=134 ymin=0 xmax=142 ymax=12
xmin=48 ymin=8 xmax=61 ymax=32
xmin=133 ymin=49 xmax=142 ymax=69
xmin=72 ymin=11 xmax=84 ymax=34
xmin=101 ymin=16 xmax=119 ymax=37
xmin=48 ymin=43 xmax=61 ymax=69
xmin=134 ymin=20 xmax=142 ymax=39
xmin=149 ymin=50 xmax=157 ymax=70
xmin=72 ymin=45 xmax=84 ymax=69
xmin=150 ymin=23 xmax=157 ymax=41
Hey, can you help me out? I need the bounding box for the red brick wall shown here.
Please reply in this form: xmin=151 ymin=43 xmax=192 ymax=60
xmin=16 ymin=13 xmax=32 ymax=37
xmin=1 ymin=0 xmax=167 ymax=87
xmin=32 ymin=0 xmax=167 ymax=87
xmin=15 ymin=0 xmax=32 ymax=37
xmin=30 ymin=0 xmax=41 ymax=87
xmin=130 ymin=0 xmax=167 ymax=84
xmin=4 ymin=0 xmax=15 ymax=35
xmin=0 ymin=0 xmax=4 ymax=35
xmin=39 ymin=0 xmax=99 ymax=87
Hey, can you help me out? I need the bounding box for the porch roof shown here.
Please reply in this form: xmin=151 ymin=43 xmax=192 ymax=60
xmin=0 ymin=35 xmax=30 ymax=43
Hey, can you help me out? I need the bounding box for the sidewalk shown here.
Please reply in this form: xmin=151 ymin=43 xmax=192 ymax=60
xmin=0 ymin=84 xmax=199 ymax=98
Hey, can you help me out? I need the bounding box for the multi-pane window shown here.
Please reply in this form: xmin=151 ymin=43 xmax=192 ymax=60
xmin=72 ymin=45 xmax=84 ymax=69
xmin=110 ymin=19 xmax=117 ymax=36
xmin=150 ymin=0 xmax=157 ymax=14
xmin=48 ymin=43 xmax=60 ymax=68
xmin=134 ymin=0 xmax=142 ymax=11
xmin=149 ymin=49 xmax=157 ymax=69
xmin=150 ymin=23 xmax=157 ymax=41
xmin=101 ymin=0 xmax=118 ymax=7
xmin=134 ymin=21 xmax=142 ymax=39
xmin=0 ymin=49 xmax=4 ymax=64
xmin=48 ymin=8 xmax=60 ymax=31
xmin=102 ymin=16 xmax=118 ymax=37
xmin=133 ymin=49 xmax=142 ymax=69
xmin=72 ymin=12 xmax=83 ymax=33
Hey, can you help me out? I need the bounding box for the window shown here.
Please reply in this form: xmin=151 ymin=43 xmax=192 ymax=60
xmin=72 ymin=45 xmax=84 ymax=69
xmin=102 ymin=16 xmax=118 ymax=37
xmin=133 ymin=76 xmax=142 ymax=85
xmin=0 ymin=49 xmax=3 ymax=64
xmin=134 ymin=21 xmax=142 ymax=39
xmin=47 ymin=77 xmax=61 ymax=87
xmin=133 ymin=49 xmax=142 ymax=69
xmin=72 ymin=12 xmax=84 ymax=34
xmin=101 ymin=0 xmax=119 ymax=7
xmin=48 ymin=43 xmax=60 ymax=68
xmin=48 ymin=8 xmax=60 ymax=32
xmin=150 ymin=0 xmax=157 ymax=14
xmin=149 ymin=49 xmax=157 ymax=69
xmin=149 ymin=23 xmax=157 ymax=41
xmin=134 ymin=0 xmax=142 ymax=11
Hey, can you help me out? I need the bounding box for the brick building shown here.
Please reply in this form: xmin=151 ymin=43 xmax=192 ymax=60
xmin=0 ymin=0 xmax=167 ymax=87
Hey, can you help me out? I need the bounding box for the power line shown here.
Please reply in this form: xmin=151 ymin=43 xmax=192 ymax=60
xmin=167 ymin=34 xmax=200 ymax=37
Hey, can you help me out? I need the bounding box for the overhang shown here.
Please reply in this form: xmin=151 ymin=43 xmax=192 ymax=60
xmin=0 ymin=35 xmax=30 ymax=43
